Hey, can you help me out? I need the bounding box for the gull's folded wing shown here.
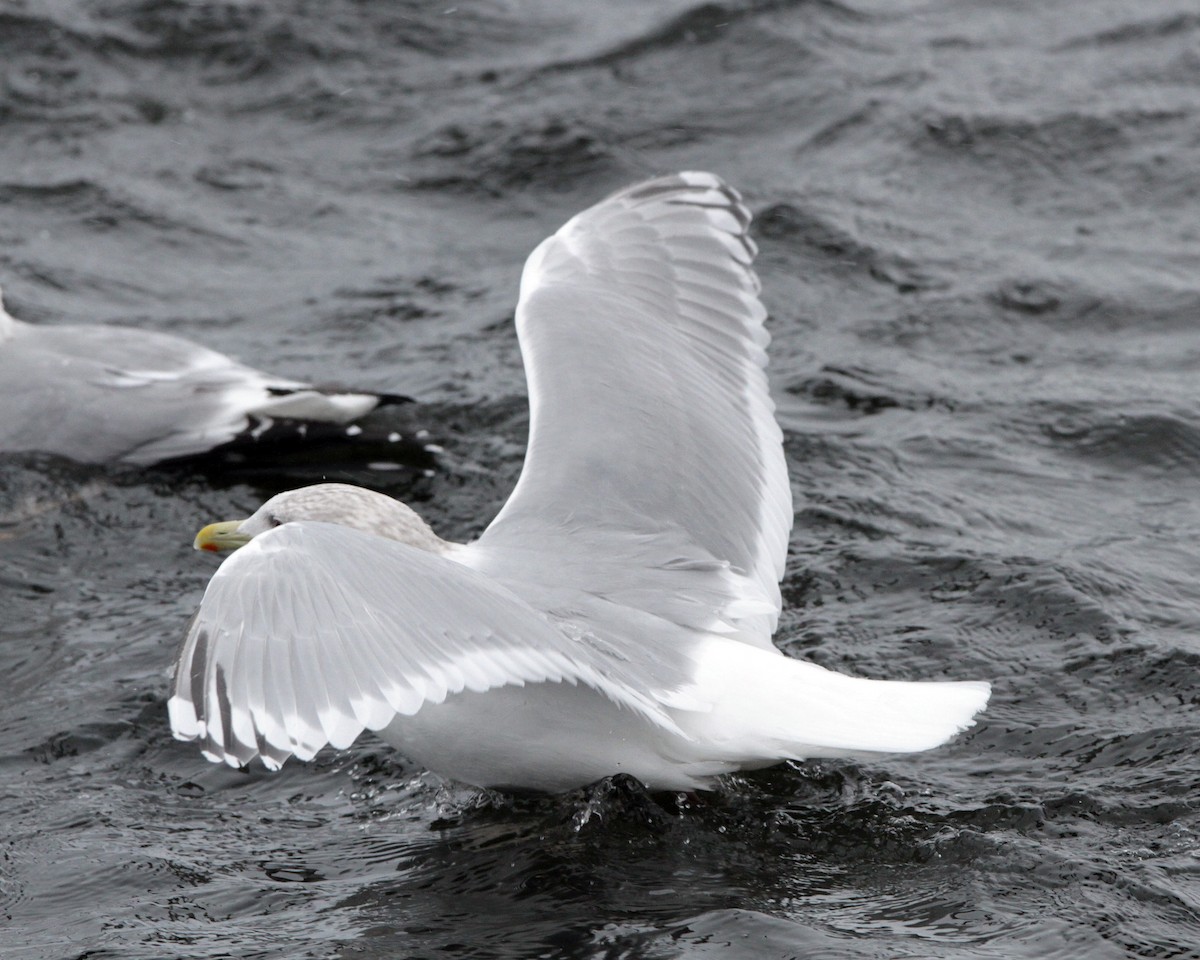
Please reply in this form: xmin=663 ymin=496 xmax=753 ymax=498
xmin=0 ymin=293 xmax=392 ymax=465
xmin=473 ymin=172 xmax=791 ymax=646
xmin=169 ymin=522 xmax=685 ymax=770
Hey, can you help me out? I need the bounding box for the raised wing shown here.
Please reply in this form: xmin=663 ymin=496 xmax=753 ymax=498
xmin=474 ymin=172 xmax=791 ymax=645
xmin=168 ymin=522 xmax=686 ymax=770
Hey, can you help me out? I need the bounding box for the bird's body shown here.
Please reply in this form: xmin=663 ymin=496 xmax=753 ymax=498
xmin=170 ymin=172 xmax=990 ymax=792
xmin=375 ymin=622 xmax=988 ymax=793
xmin=0 ymin=292 xmax=420 ymax=466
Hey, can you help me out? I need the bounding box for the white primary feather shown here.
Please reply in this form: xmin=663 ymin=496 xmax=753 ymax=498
xmin=170 ymin=521 xmax=693 ymax=770
xmin=479 ymin=171 xmax=790 ymax=651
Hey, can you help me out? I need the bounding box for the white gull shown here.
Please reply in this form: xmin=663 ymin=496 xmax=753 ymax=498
xmin=169 ymin=172 xmax=990 ymax=792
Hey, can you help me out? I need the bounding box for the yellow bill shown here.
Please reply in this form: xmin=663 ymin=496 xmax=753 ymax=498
xmin=194 ymin=520 xmax=252 ymax=553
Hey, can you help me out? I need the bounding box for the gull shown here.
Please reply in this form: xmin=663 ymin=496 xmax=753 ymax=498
xmin=0 ymin=286 xmax=428 ymax=466
xmin=169 ymin=172 xmax=990 ymax=792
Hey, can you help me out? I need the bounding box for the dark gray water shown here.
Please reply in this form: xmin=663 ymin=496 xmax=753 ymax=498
xmin=3 ymin=1 xmax=1199 ymax=956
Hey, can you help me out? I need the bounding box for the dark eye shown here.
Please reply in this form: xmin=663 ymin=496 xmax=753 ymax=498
xmin=267 ymin=514 xmax=283 ymax=528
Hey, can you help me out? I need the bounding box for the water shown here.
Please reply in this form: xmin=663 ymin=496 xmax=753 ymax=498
xmin=2 ymin=0 xmax=1199 ymax=956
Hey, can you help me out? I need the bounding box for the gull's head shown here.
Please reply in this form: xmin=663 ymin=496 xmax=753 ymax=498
xmin=194 ymin=482 xmax=449 ymax=554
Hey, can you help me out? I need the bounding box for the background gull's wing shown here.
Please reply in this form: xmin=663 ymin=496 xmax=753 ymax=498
xmin=470 ymin=172 xmax=791 ymax=647
xmin=168 ymin=521 xmax=688 ymax=770
xmin=0 ymin=290 xmax=413 ymax=466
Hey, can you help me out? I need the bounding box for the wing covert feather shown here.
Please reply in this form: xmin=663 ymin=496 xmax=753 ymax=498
xmin=169 ymin=522 xmax=687 ymax=769
xmin=476 ymin=172 xmax=791 ymax=645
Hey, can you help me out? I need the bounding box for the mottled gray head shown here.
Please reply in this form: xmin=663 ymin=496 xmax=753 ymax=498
xmin=194 ymin=483 xmax=449 ymax=554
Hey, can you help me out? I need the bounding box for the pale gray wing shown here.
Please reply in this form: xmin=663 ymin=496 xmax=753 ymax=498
xmin=0 ymin=296 xmax=384 ymax=464
xmin=473 ymin=172 xmax=791 ymax=646
xmin=169 ymin=521 xmax=688 ymax=770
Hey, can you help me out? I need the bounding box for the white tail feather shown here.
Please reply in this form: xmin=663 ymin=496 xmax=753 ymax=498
xmin=678 ymin=638 xmax=991 ymax=762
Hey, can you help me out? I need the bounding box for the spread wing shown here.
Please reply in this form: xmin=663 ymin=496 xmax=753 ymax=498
xmin=471 ymin=172 xmax=791 ymax=646
xmin=169 ymin=522 xmax=687 ymax=770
